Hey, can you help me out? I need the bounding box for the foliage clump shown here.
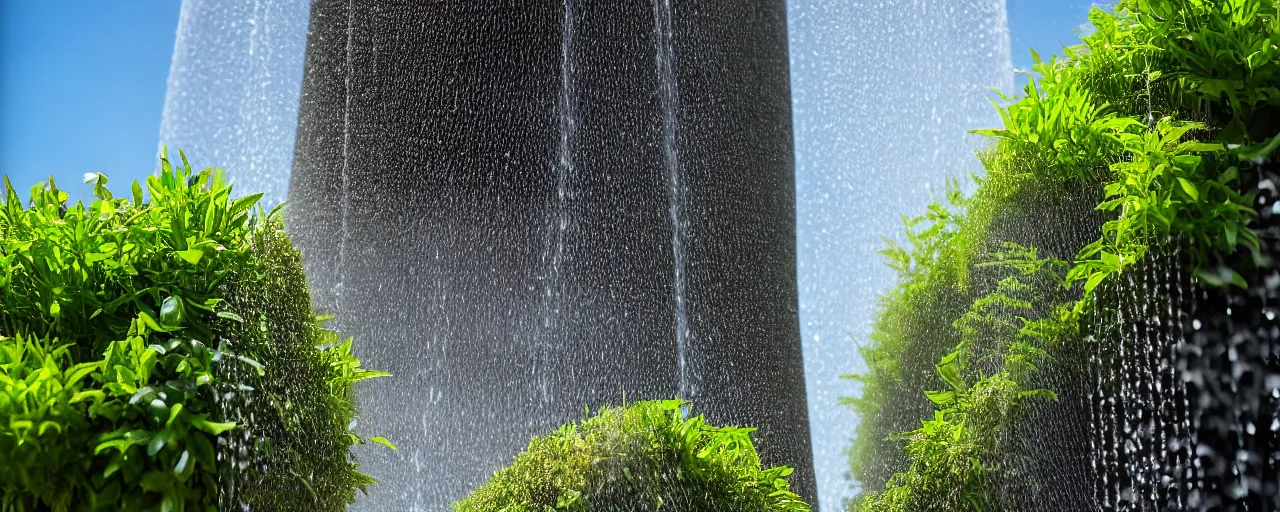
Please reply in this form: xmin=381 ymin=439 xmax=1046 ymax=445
xmin=0 ymin=152 xmax=387 ymax=511
xmin=454 ymin=399 xmax=809 ymax=512
xmin=848 ymin=0 xmax=1279 ymax=510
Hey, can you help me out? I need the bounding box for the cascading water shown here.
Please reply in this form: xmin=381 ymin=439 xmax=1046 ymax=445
xmin=787 ymin=0 xmax=1013 ymax=507
xmin=1176 ymin=157 xmax=1280 ymax=509
xmin=158 ymin=0 xmax=309 ymax=208
xmin=1092 ymin=246 xmax=1193 ymax=511
xmin=536 ymin=0 xmax=578 ymax=405
xmin=1084 ymin=227 xmax=1280 ymax=511
xmin=283 ymin=2 xmax=814 ymax=509
xmin=651 ymin=0 xmax=691 ymax=400
xmin=334 ymin=0 xmax=355 ymax=331
xmin=154 ymin=1 xmax=1280 ymax=510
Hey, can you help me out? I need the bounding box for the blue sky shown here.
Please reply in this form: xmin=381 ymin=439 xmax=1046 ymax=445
xmin=0 ymin=0 xmax=1100 ymax=204
xmin=0 ymin=2 xmax=180 ymax=202
xmin=1009 ymin=0 xmax=1100 ymax=71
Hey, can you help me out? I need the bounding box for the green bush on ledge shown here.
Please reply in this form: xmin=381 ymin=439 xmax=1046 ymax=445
xmin=454 ymin=399 xmax=810 ymax=512
xmin=0 ymin=152 xmax=389 ymax=511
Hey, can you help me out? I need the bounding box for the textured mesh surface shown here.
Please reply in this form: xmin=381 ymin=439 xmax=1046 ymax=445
xmin=995 ymin=164 xmax=1279 ymax=511
xmin=1072 ymin=161 xmax=1280 ymax=512
xmin=286 ymin=2 xmax=814 ymax=509
xmin=1088 ymin=245 xmax=1196 ymax=511
xmin=1177 ymin=160 xmax=1280 ymax=511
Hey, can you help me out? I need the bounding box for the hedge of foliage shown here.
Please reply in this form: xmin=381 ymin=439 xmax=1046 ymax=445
xmin=454 ymin=400 xmax=810 ymax=512
xmin=0 ymin=153 xmax=390 ymax=511
xmin=846 ymin=0 xmax=1279 ymax=510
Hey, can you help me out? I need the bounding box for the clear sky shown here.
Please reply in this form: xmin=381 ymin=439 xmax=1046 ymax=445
xmin=1009 ymin=0 xmax=1101 ymax=71
xmin=0 ymin=1 xmax=1097 ymax=202
xmin=0 ymin=1 xmax=181 ymax=203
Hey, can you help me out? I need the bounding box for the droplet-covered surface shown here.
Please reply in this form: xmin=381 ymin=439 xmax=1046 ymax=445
xmin=287 ymin=1 xmax=812 ymax=509
xmin=1077 ymin=173 xmax=1280 ymax=511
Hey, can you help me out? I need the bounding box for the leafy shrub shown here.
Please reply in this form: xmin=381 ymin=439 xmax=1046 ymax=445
xmin=454 ymin=399 xmax=810 ymax=512
xmin=848 ymin=0 xmax=1280 ymax=509
xmin=0 ymin=152 xmax=388 ymax=511
xmin=851 ymin=246 xmax=1069 ymax=511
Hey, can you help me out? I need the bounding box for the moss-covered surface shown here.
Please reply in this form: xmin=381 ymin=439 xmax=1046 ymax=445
xmin=0 ymin=153 xmax=388 ymax=511
xmin=455 ymin=400 xmax=809 ymax=512
xmin=846 ymin=1 xmax=1280 ymax=510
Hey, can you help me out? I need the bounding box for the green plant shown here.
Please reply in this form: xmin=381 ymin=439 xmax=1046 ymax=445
xmin=841 ymin=184 xmax=975 ymax=490
xmin=454 ymin=399 xmax=810 ymax=512
xmin=846 ymin=1 xmax=1280 ymax=510
xmin=0 ymin=151 xmax=389 ymax=511
xmin=853 ymin=246 xmax=1066 ymax=512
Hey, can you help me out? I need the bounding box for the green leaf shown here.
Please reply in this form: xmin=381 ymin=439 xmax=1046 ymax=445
xmin=1084 ymin=272 xmax=1107 ymax=293
xmin=191 ymin=416 xmax=237 ymax=436
xmin=148 ymin=433 xmax=167 ymax=456
xmin=94 ymin=439 xmax=135 ymax=456
xmin=1176 ymin=177 xmax=1199 ymax=201
xmin=369 ymin=436 xmax=398 ymax=451
xmin=935 ymin=350 xmax=966 ymax=392
xmin=1194 ymin=266 xmax=1235 ymax=287
xmin=1089 ymin=7 xmax=1116 ymax=38
xmin=235 ymin=354 xmax=266 ymax=376
xmin=924 ymin=390 xmax=955 ymax=406
xmin=352 ymin=369 xmax=392 ymax=382
xmin=216 ymin=311 xmax=245 ymax=323
xmin=1100 ymin=251 xmax=1120 ymax=269
xmin=1238 ymin=133 xmax=1280 ymax=162
xmin=1231 ymin=270 xmax=1248 ymax=289
xmin=71 ymin=390 xmax=105 ymax=405
xmin=1219 ymin=165 xmax=1239 ymax=184
xmin=1175 ymin=141 xmax=1224 ymax=154
xmin=229 ymin=193 xmax=264 ymax=216
xmin=189 ymin=432 xmax=216 ymax=470
xmin=136 ymin=311 xmax=171 ymax=333
xmin=173 ymin=449 xmax=190 ymax=477
xmin=204 ymin=193 xmax=219 ymax=234
xmin=38 ymin=420 xmax=62 ymax=436
xmin=166 ymin=403 xmax=184 ymax=427
xmin=176 ymin=249 xmax=203 ymax=265
xmin=159 ymin=296 xmax=183 ymax=326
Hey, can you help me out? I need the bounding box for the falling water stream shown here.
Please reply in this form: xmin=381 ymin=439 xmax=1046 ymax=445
xmin=652 ymin=0 xmax=691 ymax=400
xmin=159 ymin=0 xmax=309 ymax=208
xmin=537 ymin=0 xmax=579 ymax=404
xmin=787 ymin=1 xmax=1012 ymax=506
xmin=335 ymin=0 xmax=355 ymax=331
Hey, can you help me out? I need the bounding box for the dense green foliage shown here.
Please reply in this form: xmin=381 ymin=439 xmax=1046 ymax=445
xmin=847 ymin=0 xmax=1280 ymax=510
xmin=0 ymin=153 xmax=389 ymax=511
xmin=454 ymin=400 xmax=809 ymax=512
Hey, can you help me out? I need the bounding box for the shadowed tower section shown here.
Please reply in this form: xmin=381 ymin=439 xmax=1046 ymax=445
xmin=287 ymin=1 xmax=813 ymax=509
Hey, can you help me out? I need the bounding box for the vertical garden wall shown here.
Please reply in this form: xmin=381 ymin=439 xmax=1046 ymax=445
xmin=846 ymin=1 xmax=1280 ymax=510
